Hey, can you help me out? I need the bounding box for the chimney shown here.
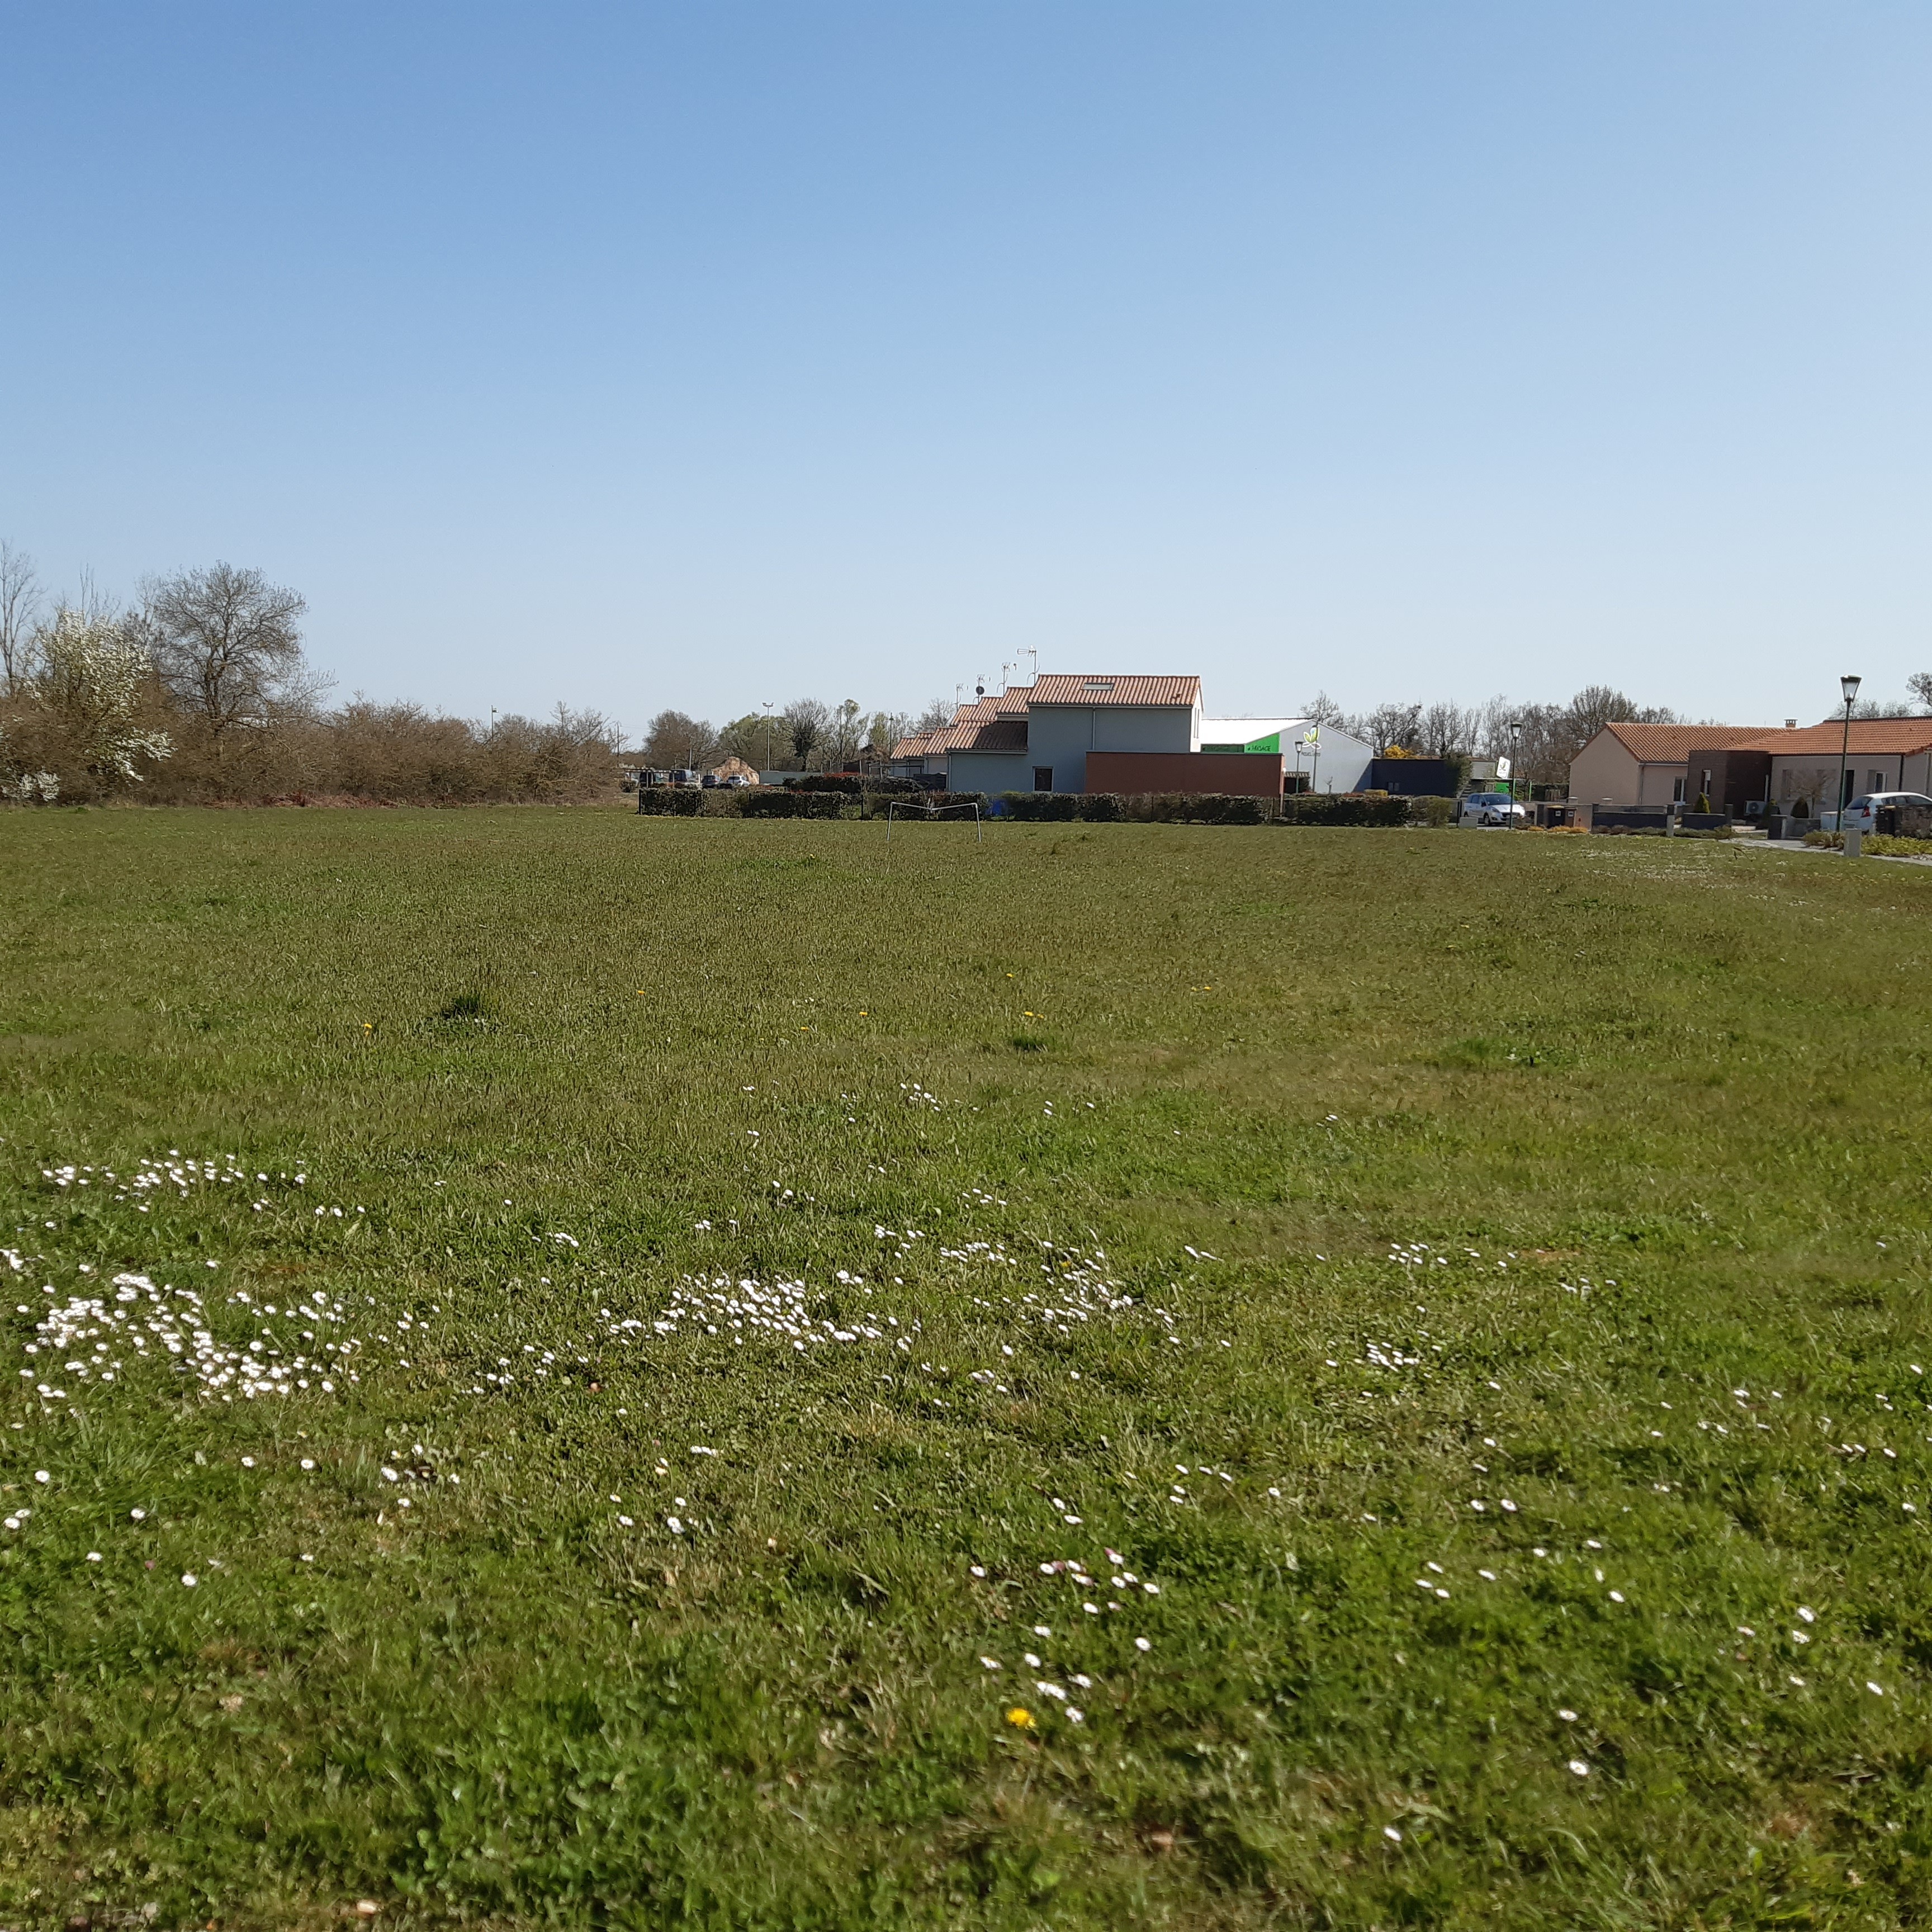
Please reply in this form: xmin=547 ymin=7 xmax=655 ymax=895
xmin=1784 ymin=719 xmax=1797 ymax=729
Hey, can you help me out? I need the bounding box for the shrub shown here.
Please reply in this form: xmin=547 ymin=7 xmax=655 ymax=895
xmin=1146 ymin=792 xmax=1267 ymax=825
xmin=633 ymin=787 xmax=704 ymax=816
xmin=1280 ymin=794 xmax=1409 ymax=828
xmin=996 ymin=792 xmax=1083 ymax=821
xmin=1796 ymin=829 xmax=1932 ymax=854
xmin=737 ymin=789 xmax=850 ymax=818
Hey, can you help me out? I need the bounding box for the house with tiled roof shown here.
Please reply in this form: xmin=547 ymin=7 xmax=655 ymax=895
xmin=1569 ymin=723 xmax=1771 ymax=812
xmin=1759 ymin=718 xmax=1932 ymax=817
xmin=1569 ymin=716 xmax=1932 ymax=818
xmin=893 ymin=677 xmax=1211 ymax=794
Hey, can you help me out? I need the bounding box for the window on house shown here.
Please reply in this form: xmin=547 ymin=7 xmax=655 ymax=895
xmin=1842 ymin=771 xmax=1855 ymax=807
xmin=1672 ymin=776 xmax=1686 ymax=802
xmin=1033 ymin=766 xmax=1053 ymax=792
xmin=1871 ymin=771 xmax=1886 ymax=792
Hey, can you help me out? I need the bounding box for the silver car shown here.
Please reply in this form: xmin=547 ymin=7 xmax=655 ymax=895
xmin=1457 ymin=790 xmax=1528 ymax=828
xmin=1843 ymin=791 xmax=1932 ymax=833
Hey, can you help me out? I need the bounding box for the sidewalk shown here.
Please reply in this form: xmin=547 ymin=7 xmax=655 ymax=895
xmin=1731 ymin=834 xmax=1932 ymax=869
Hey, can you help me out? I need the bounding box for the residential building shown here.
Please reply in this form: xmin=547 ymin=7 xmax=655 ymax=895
xmin=894 ymin=676 xmax=1204 ymax=793
xmin=891 ymin=680 xmax=1397 ymax=796
xmin=1760 ymin=718 xmax=1932 ymax=815
xmin=1568 ymin=723 xmax=1770 ymax=811
xmin=1570 ymin=717 xmax=1932 ymax=817
xmin=889 ymin=685 xmax=1033 ymax=785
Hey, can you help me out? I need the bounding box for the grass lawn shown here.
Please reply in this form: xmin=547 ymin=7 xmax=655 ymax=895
xmin=1 ymin=808 xmax=1929 ymax=1930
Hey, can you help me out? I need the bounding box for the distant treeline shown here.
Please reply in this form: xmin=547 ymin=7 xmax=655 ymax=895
xmin=0 ymin=550 xmax=618 ymax=804
xmin=11 ymin=541 xmax=1928 ymax=808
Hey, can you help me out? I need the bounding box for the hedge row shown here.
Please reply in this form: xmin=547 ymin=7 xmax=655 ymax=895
xmin=634 ymin=788 xmax=1418 ymax=827
xmin=632 ymin=788 xmax=984 ymax=819
xmin=993 ymin=791 xmax=1412 ymax=826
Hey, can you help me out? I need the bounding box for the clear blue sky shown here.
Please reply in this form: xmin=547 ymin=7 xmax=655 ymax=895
xmin=2 ymin=3 xmax=1926 ymax=734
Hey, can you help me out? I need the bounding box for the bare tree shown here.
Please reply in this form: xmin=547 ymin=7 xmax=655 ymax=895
xmin=1301 ymin=690 xmax=1348 ymax=729
xmin=1361 ymin=703 xmax=1423 ymax=754
xmin=1910 ymin=671 xmax=1932 ymax=714
xmin=912 ymin=698 xmax=953 ymax=734
xmin=0 ymin=542 xmax=41 ymax=696
xmin=1416 ymin=702 xmax=1478 ymax=760
xmin=827 ymin=698 xmax=865 ymax=767
xmin=783 ymin=698 xmax=830 ymax=769
xmin=141 ymin=564 xmax=317 ymax=756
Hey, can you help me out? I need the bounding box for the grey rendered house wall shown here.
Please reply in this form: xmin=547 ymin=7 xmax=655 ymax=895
xmin=1021 ymin=705 xmax=1197 ymax=793
xmin=946 ymin=751 xmax=1035 ymax=794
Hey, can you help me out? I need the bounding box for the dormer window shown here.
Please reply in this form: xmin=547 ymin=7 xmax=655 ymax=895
xmin=1083 ymin=679 xmax=1115 ymax=692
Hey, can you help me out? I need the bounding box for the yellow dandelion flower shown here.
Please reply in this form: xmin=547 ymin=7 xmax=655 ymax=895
xmin=1005 ymin=1706 xmax=1035 ymax=1730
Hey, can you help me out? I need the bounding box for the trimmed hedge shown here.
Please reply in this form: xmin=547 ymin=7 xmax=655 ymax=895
xmin=991 ymin=790 xmax=1407 ymax=826
xmin=632 ymin=787 xmax=705 ymax=816
xmin=1278 ymin=793 xmax=1410 ymax=827
xmin=995 ymin=792 xmax=1086 ymax=822
xmin=637 ymin=786 xmax=1422 ymax=826
xmin=737 ymin=789 xmax=851 ymax=818
xmin=1149 ymin=793 xmax=1268 ymax=825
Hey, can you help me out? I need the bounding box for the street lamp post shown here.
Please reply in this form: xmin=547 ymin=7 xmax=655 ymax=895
xmin=1836 ymin=674 xmax=1861 ymax=834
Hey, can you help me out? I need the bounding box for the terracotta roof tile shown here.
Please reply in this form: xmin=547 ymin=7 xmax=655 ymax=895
xmin=1745 ymin=717 xmax=1932 ymax=756
xmin=1599 ymin=723 xmax=1769 ymax=762
xmin=1027 ymin=674 xmax=1201 ymax=708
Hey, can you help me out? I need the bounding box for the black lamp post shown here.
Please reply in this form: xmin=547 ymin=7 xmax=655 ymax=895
xmin=1836 ymin=674 xmax=1861 ymax=832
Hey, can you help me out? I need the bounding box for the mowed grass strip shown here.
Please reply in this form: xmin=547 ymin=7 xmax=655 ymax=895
xmin=0 ymin=807 xmax=1928 ymax=1930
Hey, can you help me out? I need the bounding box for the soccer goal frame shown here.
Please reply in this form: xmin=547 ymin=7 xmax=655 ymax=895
xmin=884 ymin=799 xmax=983 ymax=846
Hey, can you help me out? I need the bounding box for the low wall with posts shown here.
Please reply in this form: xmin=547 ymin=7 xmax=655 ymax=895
xmin=1590 ymin=806 xmax=1731 ymax=834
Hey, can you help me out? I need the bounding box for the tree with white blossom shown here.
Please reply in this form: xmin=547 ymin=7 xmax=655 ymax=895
xmin=26 ymin=608 xmax=172 ymax=789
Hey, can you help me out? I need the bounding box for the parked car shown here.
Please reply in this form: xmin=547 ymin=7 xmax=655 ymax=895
xmin=1457 ymin=791 xmax=1528 ymax=828
xmin=671 ymin=768 xmax=699 ymax=787
xmin=1843 ymin=792 xmax=1932 ymax=834
xmin=722 ymin=773 xmax=752 ymax=788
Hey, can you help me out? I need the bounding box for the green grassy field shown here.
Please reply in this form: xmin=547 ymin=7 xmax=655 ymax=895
xmin=1 ymin=808 xmax=1929 ymax=1930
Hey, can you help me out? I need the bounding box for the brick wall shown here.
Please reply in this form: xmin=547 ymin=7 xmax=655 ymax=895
xmin=1083 ymin=751 xmax=1284 ymax=797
